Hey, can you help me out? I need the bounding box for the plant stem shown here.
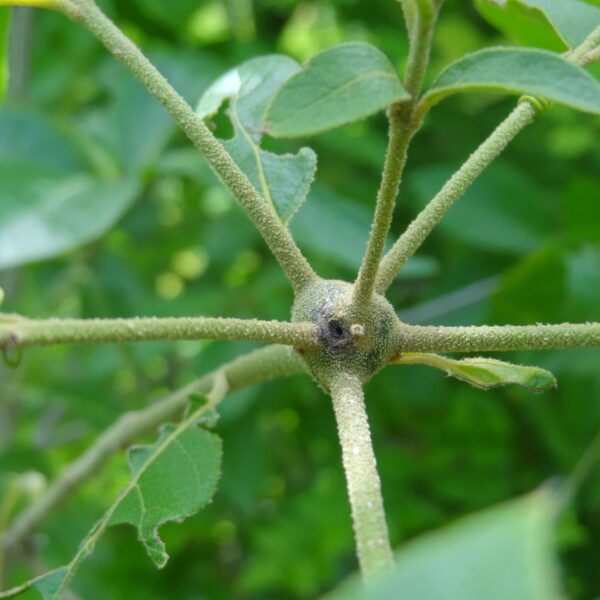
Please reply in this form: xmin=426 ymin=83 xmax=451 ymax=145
xmin=376 ymin=24 xmax=600 ymax=293
xmin=328 ymin=372 xmax=394 ymax=579
xmin=2 ymin=345 xmax=306 ymax=550
xmin=62 ymin=0 xmax=316 ymax=293
xmin=392 ymin=322 xmax=600 ymax=354
xmin=375 ymin=101 xmax=536 ymax=293
xmin=0 ymin=316 xmax=317 ymax=349
xmin=352 ymin=109 xmax=413 ymax=309
xmin=352 ymin=0 xmax=437 ymax=309
xmin=567 ymin=24 xmax=600 ymax=64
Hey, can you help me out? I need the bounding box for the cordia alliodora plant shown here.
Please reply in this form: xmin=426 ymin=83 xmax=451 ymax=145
xmin=0 ymin=0 xmax=600 ymax=597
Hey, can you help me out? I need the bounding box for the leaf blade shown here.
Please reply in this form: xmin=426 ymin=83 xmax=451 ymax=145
xmin=108 ymin=422 xmax=222 ymax=568
xmin=395 ymin=353 xmax=557 ymax=391
xmin=476 ymin=0 xmax=600 ymax=49
xmin=422 ymin=47 xmax=600 ymax=115
xmin=196 ymin=54 xmax=317 ymax=223
xmin=0 ymin=398 xmax=222 ymax=599
xmin=323 ymin=492 xmax=561 ymax=600
xmin=264 ymin=42 xmax=410 ymax=137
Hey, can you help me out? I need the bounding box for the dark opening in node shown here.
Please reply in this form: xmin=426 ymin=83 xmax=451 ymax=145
xmin=328 ymin=320 xmax=345 ymax=339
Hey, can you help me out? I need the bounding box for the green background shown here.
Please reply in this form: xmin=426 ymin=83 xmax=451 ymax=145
xmin=1 ymin=0 xmax=600 ymax=598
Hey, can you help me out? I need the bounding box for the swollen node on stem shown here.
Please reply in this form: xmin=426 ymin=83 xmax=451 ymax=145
xmin=292 ymin=279 xmax=402 ymax=389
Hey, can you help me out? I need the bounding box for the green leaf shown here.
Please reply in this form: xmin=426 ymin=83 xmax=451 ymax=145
xmin=476 ymin=0 xmax=600 ymax=49
xmin=108 ymin=422 xmax=222 ymax=567
xmin=197 ymin=55 xmax=317 ymax=223
xmin=0 ymin=110 xmax=141 ymax=270
xmin=0 ymin=8 xmax=9 ymax=103
xmin=264 ymin=42 xmax=409 ymax=137
xmin=0 ymin=400 xmax=222 ymax=599
xmin=0 ymin=166 xmax=140 ymax=270
xmin=422 ymin=47 xmax=600 ymax=115
xmin=401 ymin=353 xmax=557 ymax=391
xmin=324 ymin=492 xmax=562 ymax=600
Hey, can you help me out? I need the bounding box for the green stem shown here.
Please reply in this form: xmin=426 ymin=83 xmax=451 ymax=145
xmin=567 ymin=24 xmax=600 ymax=64
xmin=352 ymin=0 xmax=437 ymax=309
xmin=63 ymin=0 xmax=316 ymax=293
xmin=392 ymin=322 xmax=600 ymax=354
xmin=403 ymin=0 xmax=435 ymax=101
xmin=352 ymin=109 xmax=413 ymax=309
xmin=328 ymin=372 xmax=394 ymax=579
xmin=0 ymin=316 xmax=317 ymax=349
xmin=375 ymin=101 xmax=536 ymax=292
xmin=376 ymin=23 xmax=600 ymax=293
xmin=1 ymin=345 xmax=305 ymax=550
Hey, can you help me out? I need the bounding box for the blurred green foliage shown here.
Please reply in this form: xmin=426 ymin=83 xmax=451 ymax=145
xmin=1 ymin=0 xmax=600 ymax=598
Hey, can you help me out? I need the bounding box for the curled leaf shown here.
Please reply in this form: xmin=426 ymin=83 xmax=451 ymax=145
xmin=394 ymin=353 xmax=557 ymax=391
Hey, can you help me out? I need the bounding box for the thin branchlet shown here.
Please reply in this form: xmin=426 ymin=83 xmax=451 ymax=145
xmin=0 ymin=316 xmax=318 ymax=349
xmin=375 ymin=101 xmax=536 ymax=292
xmin=60 ymin=0 xmax=317 ymax=293
xmin=392 ymin=322 xmax=600 ymax=354
xmin=352 ymin=0 xmax=438 ymax=310
xmin=2 ymin=345 xmax=306 ymax=550
xmin=376 ymin=23 xmax=600 ymax=292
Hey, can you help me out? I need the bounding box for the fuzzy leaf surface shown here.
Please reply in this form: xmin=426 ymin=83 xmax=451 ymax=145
xmin=324 ymin=492 xmax=561 ymax=600
xmin=396 ymin=353 xmax=557 ymax=391
xmin=0 ymin=8 xmax=9 ymax=102
xmin=476 ymin=0 xmax=600 ymax=49
xmin=422 ymin=47 xmax=600 ymax=114
xmin=0 ymin=401 xmax=222 ymax=599
xmin=264 ymin=42 xmax=409 ymax=137
xmin=197 ymin=55 xmax=316 ymax=224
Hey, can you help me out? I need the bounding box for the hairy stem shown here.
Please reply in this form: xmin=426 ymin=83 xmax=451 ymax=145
xmin=352 ymin=108 xmax=413 ymax=309
xmin=2 ymin=345 xmax=306 ymax=550
xmin=352 ymin=0 xmax=437 ymax=308
xmin=568 ymin=24 xmax=600 ymax=64
xmin=0 ymin=316 xmax=317 ymax=349
xmin=59 ymin=0 xmax=316 ymax=293
xmin=376 ymin=24 xmax=600 ymax=293
xmin=328 ymin=372 xmax=394 ymax=579
xmin=375 ymin=101 xmax=536 ymax=292
xmin=393 ymin=323 xmax=600 ymax=354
